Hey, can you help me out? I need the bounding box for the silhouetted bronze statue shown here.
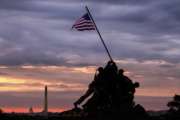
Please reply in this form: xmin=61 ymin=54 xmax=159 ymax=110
xmin=72 ymin=61 xmax=148 ymax=119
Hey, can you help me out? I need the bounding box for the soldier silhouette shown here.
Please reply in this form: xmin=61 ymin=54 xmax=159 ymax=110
xmin=74 ymin=61 xmax=118 ymax=112
xmin=102 ymin=60 xmax=118 ymax=109
xmin=116 ymin=69 xmax=139 ymax=107
xmin=74 ymin=67 xmax=105 ymax=112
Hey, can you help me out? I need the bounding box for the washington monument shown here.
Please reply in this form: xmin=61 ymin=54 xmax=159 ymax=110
xmin=43 ymin=85 xmax=48 ymax=113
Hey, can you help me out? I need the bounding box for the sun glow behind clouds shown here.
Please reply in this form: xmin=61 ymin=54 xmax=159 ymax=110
xmin=0 ymin=76 xmax=26 ymax=84
xmin=0 ymin=66 xmax=90 ymax=92
xmin=1 ymin=60 xmax=180 ymax=93
xmin=20 ymin=65 xmax=96 ymax=74
xmin=1 ymin=64 xmax=179 ymax=96
xmin=0 ymin=62 xmax=180 ymax=112
xmin=0 ymin=78 xmax=86 ymax=92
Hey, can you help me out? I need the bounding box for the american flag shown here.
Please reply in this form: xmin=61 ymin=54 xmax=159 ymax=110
xmin=72 ymin=13 xmax=95 ymax=31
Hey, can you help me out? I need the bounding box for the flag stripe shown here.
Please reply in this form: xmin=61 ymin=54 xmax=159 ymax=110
xmin=75 ymin=26 xmax=95 ymax=30
xmin=77 ymin=28 xmax=95 ymax=31
xmin=76 ymin=26 xmax=95 ymax=30
xmin=73 ymin=23 xmax=94 ymax=28
xmin=74 ymin=21 xmax=93 ymax=26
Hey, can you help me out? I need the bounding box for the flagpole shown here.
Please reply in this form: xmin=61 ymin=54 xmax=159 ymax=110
xmin=85 ymin=6 xmax=113 ymax=61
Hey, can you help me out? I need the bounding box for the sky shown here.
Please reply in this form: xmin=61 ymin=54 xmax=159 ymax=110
xmin=0 ymin=0 xmax=180 ymax=112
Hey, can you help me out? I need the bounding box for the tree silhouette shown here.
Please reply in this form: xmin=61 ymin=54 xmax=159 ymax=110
xmin=167 ymin=95 xmax=180 ymax=112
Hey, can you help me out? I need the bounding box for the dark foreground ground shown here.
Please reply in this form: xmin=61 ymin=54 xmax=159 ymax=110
xmin=0 ymin=111 xmax=180 ymax=120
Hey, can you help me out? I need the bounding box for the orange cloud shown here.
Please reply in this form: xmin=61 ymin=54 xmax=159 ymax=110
xmin=19 ymin=65 xmax=96 ymax=74
xmin=0 ymin=76 xmax=26 ymax=84
xmin=136 ymin=88 xmax=180 ymax=97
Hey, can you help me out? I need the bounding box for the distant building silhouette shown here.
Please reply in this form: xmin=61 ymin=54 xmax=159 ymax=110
xmin=42 ymin=85 xmax=48 ymax=114
xmin=29 ymin=107 xmax=34 ymax=114
xmin=0 ymin=108 xmax=3 ymax=114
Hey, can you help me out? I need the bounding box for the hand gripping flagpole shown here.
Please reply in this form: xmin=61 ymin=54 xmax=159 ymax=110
xmin=85 ymin=6 xmax=113 ymax=61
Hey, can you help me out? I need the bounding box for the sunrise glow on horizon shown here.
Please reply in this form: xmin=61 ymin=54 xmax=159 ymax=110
xmin=0 ymin=64 xmax=179 ymax=112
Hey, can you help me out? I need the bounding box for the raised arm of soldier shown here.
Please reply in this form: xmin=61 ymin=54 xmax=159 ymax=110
xmin=74 ymin=85 xmax=94 ymax=108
